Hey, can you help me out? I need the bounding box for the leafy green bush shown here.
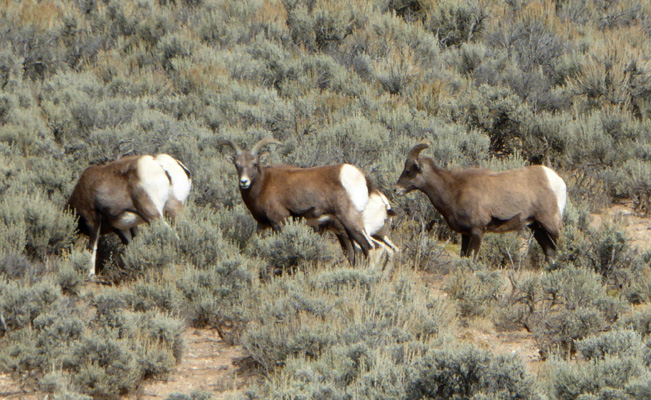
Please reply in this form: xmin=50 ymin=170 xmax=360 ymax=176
xmin=616 ymin=305 xmax=651 ymax=338
xmin=241 ymin=267 xmax=456 ymax=395
xmin=0 ymin=192 xmax=76 ymax=260
xmin=176 ymin=259 xmax=252 ymax=342
xmin=55 ymin=251 xmax=89 ymax=296
xmin=59 ymin=309 xmax=184 ymax=398
xmin=445 ymin=263 xmax=503 ymax=318
xmin=406 ymin=345 xmax=540 ymax=399
xmin=577 ymin=329 xmax=644 ymax=361
xmin=119 ymin=220 xmax=183 ymax=277
xmin=556 ymin=213 xmax=649 ymax=301
xmin=212 ymin=204 xmax=257 ymax=250
xmin=448 ymin=85 xmax=532 ymax=158
xmin=125 ymin=279 xmax=181 ymax=314
xmin=500 ymin=266 xmax=628 ymax=358
xmin=547 ymin=329 xmax=651 ymax=400
xmin=425 ymin=0 xmax=488 ymax=47
xmin=166 ymin=391 xmax=214 ymax=400
xmin=0 ymin=278 xmax=62 ymax=332
xmin=397 ymin=218 xmax=456 ymax=274
xmin=607 ymin=159 xmax=651 ymax=213
xmin=246 ymin=219 xmax=339 ymax=271
xmin=283 ymin=0 xmax=361 ymax=52
xmin=0 ymin=252 xmax=45 ymax=281
xmin=175 ymin=204 xmax=239 ymax=268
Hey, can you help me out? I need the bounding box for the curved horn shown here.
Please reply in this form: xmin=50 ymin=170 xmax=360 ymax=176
xmin=250 ymin=138 xmax=282 ymax=156
xmin=408 ymin=142 xmax=429 ymax=161
xmin=221 ymin=140 xmax=243 ymax=156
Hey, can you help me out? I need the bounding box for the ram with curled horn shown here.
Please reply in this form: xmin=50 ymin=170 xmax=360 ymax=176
xmin=222 ymin=138 xmax=398 ymax=264
xmin=395 ymin=141 xmax=566 ymax=261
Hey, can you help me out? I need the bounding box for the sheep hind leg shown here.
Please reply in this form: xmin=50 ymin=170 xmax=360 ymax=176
xmin=530 ymin=223 xmax=558 ymax=261
xmin=115 ymin=229 xmax=132 ymax=245
xmin=325 ymin=215 xmax=363 ymax=265
xmin=336 ymin=233 xmax=356 ymax=265
xmin=132 ymin=190 xmax=178 ymax=239
xmin=344 ymin=225 xmax=374 ymax=261
xmin=371 ymin=237 xmax=395 ymax=255
xmin=115 ymin=224 xmax=140 ymax=245
xmin=130 ymin=185 xmax=164 ymax=223
xmin=377 ymin=235 xmax=399 ymax=254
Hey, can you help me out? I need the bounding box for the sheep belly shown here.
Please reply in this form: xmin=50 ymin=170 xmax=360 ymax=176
xmin=112 ymin=211 xmax=146 ymax=230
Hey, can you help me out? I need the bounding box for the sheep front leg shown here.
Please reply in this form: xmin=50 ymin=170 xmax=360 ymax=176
xmin=87 ymin=218 xmax=101 ymax=276
xmin=468 ymin=229 xmax=484 ymax=261
xmin=266 ymin=205 xmax=291 ymax=232
xmin=460 ymin=234 xmax=471 ymax=257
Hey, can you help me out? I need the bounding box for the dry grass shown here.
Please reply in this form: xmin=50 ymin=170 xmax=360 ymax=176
xmin=1 ymin=0 xmax=64 ymax=32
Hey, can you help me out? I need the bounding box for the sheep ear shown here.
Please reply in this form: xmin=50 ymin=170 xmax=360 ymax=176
xmin=225 ymin=154 xmax=235 ymax=164
xmin=258 ymin=152 xmax=270 ymax=165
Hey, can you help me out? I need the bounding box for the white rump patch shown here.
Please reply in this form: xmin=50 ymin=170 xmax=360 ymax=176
xmin=543 ymin=166 xmax=567 ymax=216
xmin=155 ymin=154 xmax=192 ymax=203
xmin=137 ymin=155 xmax=170 ymax=217
xmin=339 ymin=164 xmax=369 ymax=213
xmin=363 ymin=192 xmax=389 ymax=236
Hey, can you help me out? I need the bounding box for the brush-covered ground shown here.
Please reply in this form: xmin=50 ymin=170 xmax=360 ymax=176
xmin=0 ymin=200 xmax=649 ymax=399
xmin=2 ymin=0 xmax=651 ymax=399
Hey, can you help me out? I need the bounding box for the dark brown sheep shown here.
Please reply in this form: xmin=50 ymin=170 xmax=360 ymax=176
xmin=223 ymin=138 xmax=378 ymax=264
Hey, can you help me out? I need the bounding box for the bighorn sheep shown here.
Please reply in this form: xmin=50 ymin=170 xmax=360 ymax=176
xmin=222 ymin=138 xmax=380 ymax=264
xmin=395 ymin=143 xmax=566 ymax=261
xmin=66 ymin=154 xmax=191 ymax=275
xmin=309 ymin=189 xmax=399 ymax=256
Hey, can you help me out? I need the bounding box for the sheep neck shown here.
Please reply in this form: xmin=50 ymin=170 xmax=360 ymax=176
xmin=240 ymin=167 xmax=276 ymax=226
xmin=419 ymin=158 xmax=456 ymax=220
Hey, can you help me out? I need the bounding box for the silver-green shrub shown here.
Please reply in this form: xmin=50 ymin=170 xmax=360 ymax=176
xmin=246 ymin=219 xmax=339 ymax=270
xmin=501 ymin=266 xmax=628 ymax=358
xmin=547 ymin=329 xmax=651 ymax=400
xmin=406 ymin=345 xmax=541 ymax=399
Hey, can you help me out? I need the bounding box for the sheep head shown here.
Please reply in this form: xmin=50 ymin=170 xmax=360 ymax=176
xmin=394 ymin=142 xmax=429 ymax=196
xmin=223 ymin=138 xmax=282 ymax=190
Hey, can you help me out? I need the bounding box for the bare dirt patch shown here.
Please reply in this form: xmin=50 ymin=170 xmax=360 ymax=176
xmin=0 ymin=329 xmax=254 ymax=400
xmin=416 ymin=268 xmax=543 ymax=373
xmin=129 ymin=329 xmax=253 ymax=400
xmin=458 ymin=325 xmax=542 ymax=373
xmin=591 ymin=202 xmax=651 ymax=252
xmin=0 ymin=372 xmax=34 ymax=400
